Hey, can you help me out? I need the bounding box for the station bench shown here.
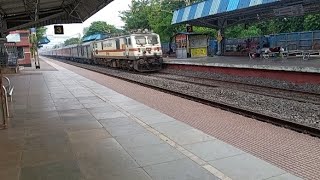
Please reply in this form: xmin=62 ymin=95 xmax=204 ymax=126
xmin=287 ymin=50 xmax=320 ymax=60
xmin=261 ymin=51 xmax=288 ymax=60
xmin=249 ymin=51 xmax=288 ymax=60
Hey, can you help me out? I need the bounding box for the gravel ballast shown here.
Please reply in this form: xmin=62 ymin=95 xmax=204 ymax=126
xmin=162 ymin=69 xmax=320 ymax=94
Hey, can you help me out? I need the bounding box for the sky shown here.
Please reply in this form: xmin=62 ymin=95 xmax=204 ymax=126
xmin=44 ymin=0 xmax=131 ymax=48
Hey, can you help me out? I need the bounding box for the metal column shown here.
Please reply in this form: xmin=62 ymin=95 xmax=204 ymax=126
xmin=217 ymin=29 xmax=225 ymax=56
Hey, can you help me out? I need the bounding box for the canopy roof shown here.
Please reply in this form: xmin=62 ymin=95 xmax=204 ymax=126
xmin=82 ymin=33 xmax=110 ymax=42
xmin=0 ymin=0 xmax=114 ymax=32
xmin=171 ymin=0 xmax=320 ymax=28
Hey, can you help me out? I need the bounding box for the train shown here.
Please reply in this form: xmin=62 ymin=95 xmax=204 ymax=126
xmin=42 ymin=31 xmax=163 ymax=72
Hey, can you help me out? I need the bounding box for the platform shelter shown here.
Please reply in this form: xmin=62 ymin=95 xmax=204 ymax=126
xmin=174 ymin=32 xmax=209 ymax=59
xmin=171 ymin=0 xmax=320 ymax=55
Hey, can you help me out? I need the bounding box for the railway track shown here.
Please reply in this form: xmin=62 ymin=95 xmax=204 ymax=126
xmin=150 ymin=73 xmax=320 ymax=105
xmin=49 ymin=58 xmax=320 ymax=138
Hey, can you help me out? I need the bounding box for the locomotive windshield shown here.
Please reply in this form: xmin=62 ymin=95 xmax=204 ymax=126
xmin=135 ymin=35 xmax=159 ymax=45
xmin=135 ymin=36 xmax=147 ymax=45
xmin=147 ymin=35 xmax=159 ymax=44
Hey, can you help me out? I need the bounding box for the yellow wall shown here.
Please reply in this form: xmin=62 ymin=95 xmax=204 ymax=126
xmin=191 ymin=48 xmax=207 ymax=57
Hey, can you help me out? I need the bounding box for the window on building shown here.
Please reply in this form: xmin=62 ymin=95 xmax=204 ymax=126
xmin=128 ymin=38 xmax=132 ymax=46
xmin=101 ymin=42 xmax=104 ymax=50
xmin=20 ymin=33 xmax=28 ymax=38
xmin=17 ymin=47 xmax=24 ymax=59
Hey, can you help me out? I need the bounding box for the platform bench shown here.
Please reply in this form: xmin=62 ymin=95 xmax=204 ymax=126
xmin=261 ymin=51 xmax=288 ymax=60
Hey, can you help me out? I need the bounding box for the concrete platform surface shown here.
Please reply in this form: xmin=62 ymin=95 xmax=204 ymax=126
xmin=164 ymin=56 xmax=320 ymax=73
xmin=0 ymin=60 xmax=302 ymax=180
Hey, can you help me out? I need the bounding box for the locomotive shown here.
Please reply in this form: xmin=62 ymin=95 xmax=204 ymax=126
xmin=42 ymin=31 xmax=163 ymax=72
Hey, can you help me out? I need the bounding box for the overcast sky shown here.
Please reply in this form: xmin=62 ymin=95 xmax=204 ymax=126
xmin=44 ymin=0 xmax=131 ymax=47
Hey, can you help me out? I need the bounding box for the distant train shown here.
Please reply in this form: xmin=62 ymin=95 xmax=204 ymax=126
xmin=42 ymin=32 xmax=163 ymax=72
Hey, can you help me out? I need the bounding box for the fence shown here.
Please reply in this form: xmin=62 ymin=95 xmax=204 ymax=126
xmin=269 ymin=31 xmax=320 ymax=50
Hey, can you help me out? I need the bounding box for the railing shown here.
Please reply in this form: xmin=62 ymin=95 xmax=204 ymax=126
xmin=0 ymin=76 xmax=14 ymax=129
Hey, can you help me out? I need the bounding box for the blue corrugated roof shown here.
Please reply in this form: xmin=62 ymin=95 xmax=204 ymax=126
xmin=172 ymin=0 xmax=280 ymax=24
xmin=38 ymin=37 xmax=50 ymax=44
xmin=82 ymin=33 xmax=110 ymax=42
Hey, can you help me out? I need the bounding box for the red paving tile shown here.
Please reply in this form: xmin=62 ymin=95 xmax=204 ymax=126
xmin=49 ymin=59 xmax=320 ymax=180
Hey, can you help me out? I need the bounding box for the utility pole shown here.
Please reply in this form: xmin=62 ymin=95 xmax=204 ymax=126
xmin=184 ymin=0 xmax=191 ymax=32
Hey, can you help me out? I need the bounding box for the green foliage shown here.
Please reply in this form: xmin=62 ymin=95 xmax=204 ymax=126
xmin=226 ymin=14 xmax=320 ymax=38
xmin=225 ymin=25 xmax=262 ymax=38
xmin=193 ymin=27 xmax=217 ymax=37
xmin=36 ymin=27 xmax=47 ymax=41
xmin=304 ymin=14 xmax=320 ymax=31
xmin=146 ymin=0 xmax=186 ymax=42
xmin=84 ymin=21 xmax=121 ymax=37
xmin=29 ymin=27 xmax=47 ymax=52
xmin=120 ymin=1 xmax=320 ymax=41
xmin=120 ymin=0 xmax=210 ymax=42
xmin=120 ymin=0 xmax=152 ymax=31
xmin=64 ymin=37 xmax=81 ymax=46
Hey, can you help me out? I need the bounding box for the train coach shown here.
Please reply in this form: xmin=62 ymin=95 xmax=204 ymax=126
xmin=43 ymin=31 xmax=163 ymax=72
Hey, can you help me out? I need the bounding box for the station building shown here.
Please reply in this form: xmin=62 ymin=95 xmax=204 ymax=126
xmin=6 ymin=30 xmax=32 ymax=67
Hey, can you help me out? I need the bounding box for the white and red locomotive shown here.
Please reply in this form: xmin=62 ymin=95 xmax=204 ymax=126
xmin=42 ymin=32 xmax=163 ymax=72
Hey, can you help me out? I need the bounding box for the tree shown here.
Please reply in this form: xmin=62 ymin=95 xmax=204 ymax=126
xmin=83 ymin=27 xmax=89 ymax=35
xmin=120 ymin=0 xmax=201 ymax=42
xmin=120 ymin=0 xmax=152 ymax=31
xmin=121 ymin=1 xmax=320 ymax=41
xmin=120 ymin=0 xmax=218 ymax=42
xmin=64 ymin=37 xmax=81 ymax=46
xmin=84 ymin=21 xmax=120 ymax=37
xmin=36 ymin=27 xmax=47 ymax=41
xmin=225 ymin=24 xmax=262 ymax=38
xmin=304 ymin=14 xmax=320 ymax=31
xmin=147 ymin=0 xmax=186 ymax=42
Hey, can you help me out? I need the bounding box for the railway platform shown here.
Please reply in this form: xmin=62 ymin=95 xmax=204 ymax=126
xmin=0 ymin=59 xmax=309 ymax=180
xmin=164 ymin=56 xmax=320 ymax=85
xmin=164 ymin=56 xmax=320 ymax=73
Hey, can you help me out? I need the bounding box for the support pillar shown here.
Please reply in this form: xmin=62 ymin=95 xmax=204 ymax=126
xmin=216 ymin=28 xmax=225 ymax=56
xmin=216 ymin=18 xmax=226 ymax=56
xmin=0 ymin=17 xmax=7 ymax=129
xmin=30 ymin=28 xmax=40 ymax=69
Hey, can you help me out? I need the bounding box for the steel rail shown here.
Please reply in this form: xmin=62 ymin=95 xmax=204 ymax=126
xmin=149 ymin=73 xmax=320 ymax=105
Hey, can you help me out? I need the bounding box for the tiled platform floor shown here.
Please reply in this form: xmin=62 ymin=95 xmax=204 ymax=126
xmin=0 ymin=60 xmax=302 ymax=180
